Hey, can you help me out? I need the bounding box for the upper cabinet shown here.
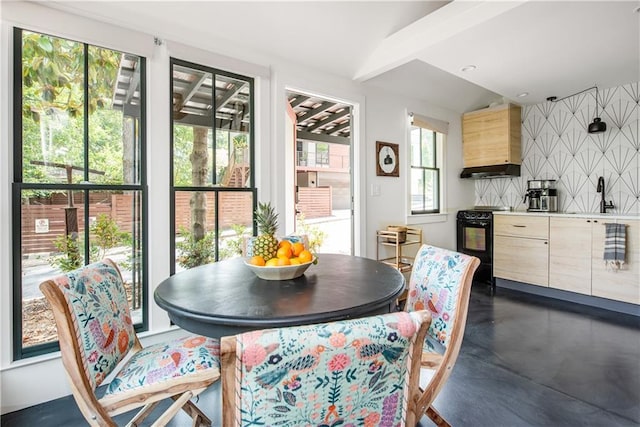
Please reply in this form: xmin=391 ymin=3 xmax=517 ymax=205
xmin=462 ymin=103 xmax=522 ymax=168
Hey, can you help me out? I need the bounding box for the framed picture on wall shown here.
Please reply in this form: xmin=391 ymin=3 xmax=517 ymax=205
xmin=376 ymin=141 xmax=399 ymax=177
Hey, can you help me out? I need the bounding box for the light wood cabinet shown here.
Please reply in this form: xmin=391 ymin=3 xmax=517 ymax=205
xmin=591 ymin=219 xmax=640 ymax=304
xmin=549 ymin=217 xmax=594 ymax=295
xmin=462 ymin=103 xmax=521 ymax=168
xmin=493 ymin=214 xmax=549 ymax=287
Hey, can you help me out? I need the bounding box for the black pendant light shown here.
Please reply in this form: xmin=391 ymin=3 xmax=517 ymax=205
xmin=588 ymin=86 xmax=606 ymax=133
xmin=546 ymin=86 xmax=607 ymax=134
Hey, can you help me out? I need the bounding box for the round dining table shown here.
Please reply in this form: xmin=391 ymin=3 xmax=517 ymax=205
xmin=154 ymin=254 xmax=405 ymax=338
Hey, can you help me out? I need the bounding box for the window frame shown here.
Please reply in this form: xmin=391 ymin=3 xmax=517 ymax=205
xmin=169 ymin=58 xmax=257 ymax=274
xmin=409 ymin=124 xmax=443 ymax=215
xmin=12 ymin=27 xmax=148 ymax=360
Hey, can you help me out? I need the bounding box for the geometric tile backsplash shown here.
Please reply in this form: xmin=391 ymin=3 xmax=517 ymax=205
xmin=475 ymin=81 xmax=639 ymax=214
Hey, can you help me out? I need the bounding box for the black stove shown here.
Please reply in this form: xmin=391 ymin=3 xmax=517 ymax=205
xmin=456 ymin=206 xmax=510 ymax=291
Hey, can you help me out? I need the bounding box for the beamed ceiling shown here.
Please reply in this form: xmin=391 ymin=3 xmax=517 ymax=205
xmin=288 ymin=92 xmax=351 ymax=146
xmin=115 ymin=61 xmax=351 ymax=146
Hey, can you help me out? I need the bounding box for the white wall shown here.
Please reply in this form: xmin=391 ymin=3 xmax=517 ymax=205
xmin=365 ymin=87 xmax=474 ymax=254
xmin=0 ymin=2 xmax=473 ymax=413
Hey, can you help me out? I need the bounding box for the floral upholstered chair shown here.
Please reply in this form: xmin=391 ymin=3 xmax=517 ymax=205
xmin=39 ymin=259 xmax=220 ymax=427
xmin=220 ymin=310 xmax=431 ymax=427
xmin=404 ymin=244 xmax=480 ymax=427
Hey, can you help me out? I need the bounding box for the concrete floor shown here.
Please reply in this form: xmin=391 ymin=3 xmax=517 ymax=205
xmin=3 ymin=284 xmax=639 ymax=426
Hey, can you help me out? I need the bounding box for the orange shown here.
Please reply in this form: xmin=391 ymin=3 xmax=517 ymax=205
xmin=291 ymin=242 xmax=305 ymax=257
xmin=277 ymin=246 xmax=292 ymax=259
xmin=265 ymin=258 xmax=279 ymax=267
xmin=298 ymin=250 xmax=313 ymax=264
xmin=276 ymin=256 xmax=291 ymax=266
xmin=289 ymin=258 xmax=301 ymax=265
xmin=278 ymin=240 xmax=292 ymax=250
xmin=248 ymin=255 xmax=266 ymax=266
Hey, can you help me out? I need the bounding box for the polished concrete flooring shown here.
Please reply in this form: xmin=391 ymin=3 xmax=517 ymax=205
xmin=3 ymin=285 xmax=639 ymax=426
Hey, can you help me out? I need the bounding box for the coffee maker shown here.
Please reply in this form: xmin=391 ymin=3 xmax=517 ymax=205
xmin=524 ymin=180 xmax=558 ymax=212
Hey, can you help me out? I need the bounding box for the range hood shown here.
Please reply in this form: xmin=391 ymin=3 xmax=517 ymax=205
xmin=460 ymin=164 xmax=520 ymax=179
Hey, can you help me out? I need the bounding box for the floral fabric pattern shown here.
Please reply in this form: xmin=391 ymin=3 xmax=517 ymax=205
xmin=50 ymin=260 xmax=221 ymax=396
xmin=51 ymin=260 xmax=136 ymax=389
xmin=234 ymin=311 xmax=426 ymax=427
xmin=406 ymin=245 xmax=475 ymax=349
xmin=104 ymin=335 xmax=220 ymax=396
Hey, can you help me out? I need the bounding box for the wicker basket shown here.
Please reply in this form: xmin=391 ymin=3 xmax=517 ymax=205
xmin=386 ymin=225 xmax=407 ymax=243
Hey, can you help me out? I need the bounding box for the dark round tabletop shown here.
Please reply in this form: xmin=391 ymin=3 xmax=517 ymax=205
xmin=154 ymin=254 xmax=405 ymax=337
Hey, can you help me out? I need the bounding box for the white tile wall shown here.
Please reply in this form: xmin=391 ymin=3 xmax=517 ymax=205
xmin=475 ymin=82 xmax=640 ymax=214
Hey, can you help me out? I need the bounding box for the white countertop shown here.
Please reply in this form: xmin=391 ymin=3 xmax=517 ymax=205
xmin=493 ymin=211 xmax=640 ymax=220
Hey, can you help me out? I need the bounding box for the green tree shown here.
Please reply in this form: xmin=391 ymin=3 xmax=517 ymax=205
xmin=21 ymin=31 xmax=123 ymax=186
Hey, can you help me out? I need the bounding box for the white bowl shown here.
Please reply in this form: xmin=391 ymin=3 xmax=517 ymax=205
xmin=244 ymin=257 xmax=316 ymax=280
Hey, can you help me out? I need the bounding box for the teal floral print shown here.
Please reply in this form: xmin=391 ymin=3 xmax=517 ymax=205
xmin=50 ymin=260 xmax=220 ymax=396
xmin=234 ymin=311 xmax=426 ymax=427
xmin=406 ymin=245 xmax=476 ymax=349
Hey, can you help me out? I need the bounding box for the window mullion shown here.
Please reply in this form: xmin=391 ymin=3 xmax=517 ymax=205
xmin=83 ymin=43 xmax=90 ymax=183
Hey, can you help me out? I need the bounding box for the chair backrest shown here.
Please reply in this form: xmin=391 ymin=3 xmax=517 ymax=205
xmin=220 ymin=310 xmax=431 ymax=427
xmin=39 ymin=259 xmax=139 ymax=392
xmin=404 ymin=245 xmax=480 ymax=416
xmin=405 ymin=244 xmax=480 ymax=351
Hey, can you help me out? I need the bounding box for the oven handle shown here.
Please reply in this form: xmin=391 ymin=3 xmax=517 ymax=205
xmin=462 ymin=220 xmax=490 ymax=227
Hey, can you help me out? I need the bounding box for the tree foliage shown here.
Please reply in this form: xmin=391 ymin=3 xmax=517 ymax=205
xmin=21 ymin=31 xmax=126 ymax=187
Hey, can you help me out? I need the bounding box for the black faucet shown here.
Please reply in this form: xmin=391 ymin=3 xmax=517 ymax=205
xmin=596 ymin=176 xmax=614 ymax=213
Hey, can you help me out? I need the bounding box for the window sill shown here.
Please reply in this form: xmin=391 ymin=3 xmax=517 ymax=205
xmin=406 ymin=213 xmax=449 ymax=225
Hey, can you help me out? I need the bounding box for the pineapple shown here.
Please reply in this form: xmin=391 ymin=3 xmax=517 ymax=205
xmin=252 ymin=202 xmax=279 ymax=261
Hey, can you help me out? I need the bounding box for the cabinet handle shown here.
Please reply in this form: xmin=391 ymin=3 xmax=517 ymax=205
xmin=587 ymin=220 xmax=591 ymax=223
xmin=544 ymin=241 xmax=548 ymax=245
xmin=593 ymin=220 xmax=598 ymax=223
xmin=512 ymin=225 xmax=526 ymax=228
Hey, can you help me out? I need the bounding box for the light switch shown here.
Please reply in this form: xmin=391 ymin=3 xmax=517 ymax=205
xmin=371 ymin=184 xmax=381 ymax=197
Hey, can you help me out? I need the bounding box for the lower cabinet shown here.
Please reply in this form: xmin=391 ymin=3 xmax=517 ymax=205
xmin=493 ymin=214 xmax=549 ymax=287
xmin=496 ymin=215 xmax=639 ymax=306
xmin=544 ymin=217 xmax=639 ymax=304
xmin=591 ymin=219 xmax=640 ymax=304
xmin=494 ymin=235 xmax=549 ymax=286
xmin=549 ymin=217 xmax=594 ymax=295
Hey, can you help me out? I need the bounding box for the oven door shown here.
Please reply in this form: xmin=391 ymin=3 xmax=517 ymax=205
xmin=456 ymin=218 xmax=493 ymax=280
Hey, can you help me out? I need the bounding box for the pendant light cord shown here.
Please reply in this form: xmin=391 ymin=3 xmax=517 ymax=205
xmin=548 ymin=85 xmax=601 ymax=116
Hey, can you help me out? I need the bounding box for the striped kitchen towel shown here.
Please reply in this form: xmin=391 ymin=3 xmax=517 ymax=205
xmin=603 ymin=223 xmax=626 ymax=270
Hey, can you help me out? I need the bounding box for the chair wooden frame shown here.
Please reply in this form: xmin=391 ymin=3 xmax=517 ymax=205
xmin=219 ymin=311 xmax=432 ymax=427
xmin=40 ymin=258 xmax=218 ymax=427
xmin=407 ymin=246 xmax=480 ymax=426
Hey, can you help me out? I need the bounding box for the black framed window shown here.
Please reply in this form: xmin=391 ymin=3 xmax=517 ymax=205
xmin=410 ymin=126 xmax=441 ymax=214
xmin=170 ymin=59 xmax=256 ymax=274
xmin=12 ymin=28 xmax=147 ymax=359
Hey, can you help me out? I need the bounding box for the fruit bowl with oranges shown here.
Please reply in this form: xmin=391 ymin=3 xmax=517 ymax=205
xmin=244 ymin=239 xmax=316 ymax=280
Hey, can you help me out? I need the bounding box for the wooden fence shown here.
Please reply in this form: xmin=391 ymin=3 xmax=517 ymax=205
xmin=21 ymin=191 xmax=254 ymax=254
xmin=297 ymin=186 xmax=332 ymax=218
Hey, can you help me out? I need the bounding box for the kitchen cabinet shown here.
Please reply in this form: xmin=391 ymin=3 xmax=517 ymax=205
xmin=549 ymin=217 xmax=595 ymax=295
xmin=493 ymin=214 xmax=549 ymax=287
xmin=462 ymin=103 xmax=521 ymax=168
xmin=591 ymin=219 xmax=640 ymax=304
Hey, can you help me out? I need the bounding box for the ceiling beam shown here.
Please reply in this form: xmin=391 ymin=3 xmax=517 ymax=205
xmin=305 ymin=108 xmax=350 ymax=132
xmin=174 ymin=72 xmax=208 ymax=112
xmin=353 ymin=0 xmax=528 ymax=82
xmin=123 ymin=55 xmax=140 ymax=104
xmin=328 ymin=121 xmax=350 ymax=135
xmin=216 ymin=83 xmax=245 ymax=111
xmin=289 ymin=95 xmax=309 ymax=108
xmin=297 ymin=102 xmax=333 ymax=124
xmin=297 ymin=131 xmax=349 ymax=146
